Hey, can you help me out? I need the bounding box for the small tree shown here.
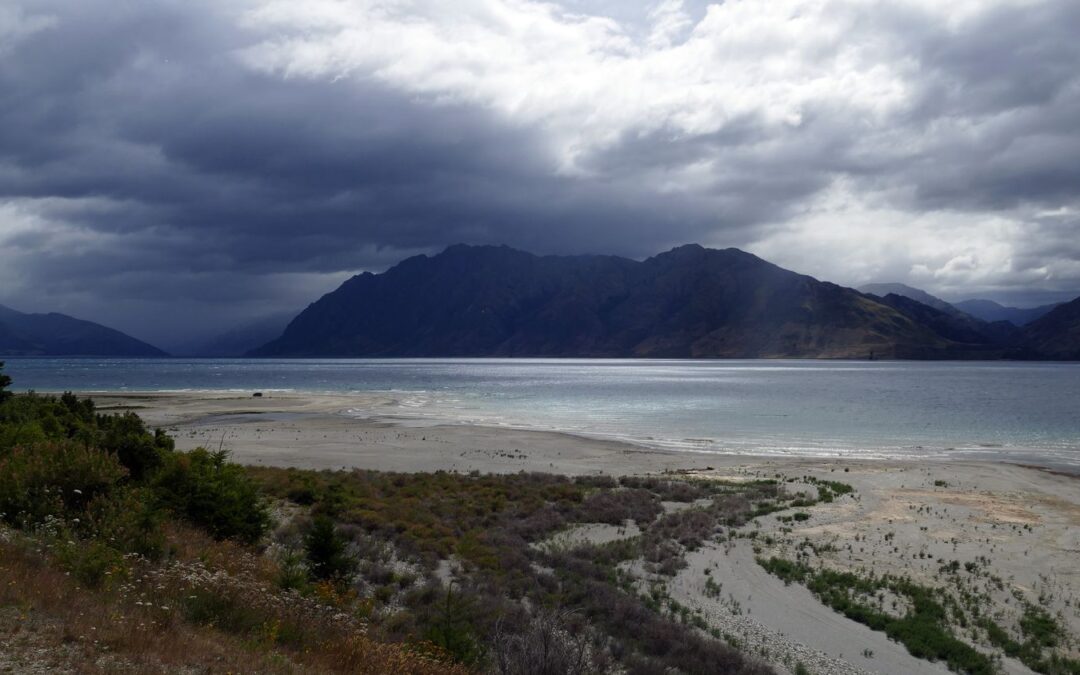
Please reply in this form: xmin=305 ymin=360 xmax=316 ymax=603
xmin=304 ymin=515 xmax=356 ymax=581
xmin=153 ymin=448 xmax=270 ymax=543
xmin=0 ymin=361 xmax=12 ymax=403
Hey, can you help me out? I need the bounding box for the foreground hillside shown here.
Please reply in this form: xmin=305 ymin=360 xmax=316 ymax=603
xmin=253 ymin=244 xmax=1007 ymax=359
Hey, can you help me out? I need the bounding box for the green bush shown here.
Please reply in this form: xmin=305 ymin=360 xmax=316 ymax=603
xmin=0 ymin=361 xmax=11 ymax=404
xmin=0 ymin=441 xmax=127 ymax=527
xmin=304 ymin=515 xmax=356 ymax=581
xmin=55 ymin=538 xmax=125 ymax=588
xmin=153 ymin=448 xmax=270 ymax=544
xmin=99 ymin=412 xmax=172 ymax=480
xmin=276 ymin=547 xmax=309 ymax=591
xmin=0 ymin=392 xmax=91 ymax=449
xmin=85 ymin=486 xmax=165 ymax=558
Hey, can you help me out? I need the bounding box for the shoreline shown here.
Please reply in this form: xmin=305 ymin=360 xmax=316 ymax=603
xmin=70 ymin=389 xmax=1080 ymax=674
xmin=71 ymin=389 xmax=1080 ymax=476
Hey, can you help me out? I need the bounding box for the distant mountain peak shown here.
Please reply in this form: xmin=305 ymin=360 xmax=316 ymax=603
xmin=0 ymin=305 xmax=167 ymax=357
xmin=952 ymin=298 xmax=1061 ymax=326
xmin=859 ymin=283 xmax=958 ymax=315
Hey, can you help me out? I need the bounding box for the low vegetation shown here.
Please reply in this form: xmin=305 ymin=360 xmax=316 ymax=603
xmin=248 ymin=466 xmax=783 ymax=673
xmin=758 ymin=556 xmax=996 ymax=674
xmin=0 ymin=363 xmax=462 ymax=673
xmin=0 ymin=363 xmax=781 ymax=673
xmin=757 ymin=554 xmax=1080 ymax=675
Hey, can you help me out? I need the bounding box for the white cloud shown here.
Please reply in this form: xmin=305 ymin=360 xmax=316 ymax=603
xmin=237 ymin=0 xmax=926 ymax=169
xmin=0 ymin=6 xmax=55 ymax=54
xmin=748 ymin=178 xmax=1080 ymax=299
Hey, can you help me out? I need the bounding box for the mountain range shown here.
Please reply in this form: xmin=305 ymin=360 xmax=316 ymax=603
xmin=857 ymin=283 xmax=1059 ymax=326
xmin=0 ymin=304 xmax=166 ymax=357
xmin=950 ymin=299 xmax=1060 ymax=326
xmin=858 ymin=283 xmax=961 ymax=315
xmin=6 ymin=245 xmax=1076 ymax=360
xmin=252 ymin=244 xmax=1080 ymax=360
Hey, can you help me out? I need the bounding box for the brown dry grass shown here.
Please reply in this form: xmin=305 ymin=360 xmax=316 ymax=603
xmin=0 ymin=530 xmax=468 ymax=674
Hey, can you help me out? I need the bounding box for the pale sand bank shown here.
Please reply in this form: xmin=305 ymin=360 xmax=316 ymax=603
xmin=87 ymin=390 xmax=720 ymax=475
xmin=84 ymin=391 xmax=1079 ymax=675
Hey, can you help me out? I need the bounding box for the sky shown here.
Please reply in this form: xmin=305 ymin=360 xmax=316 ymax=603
xmin=1 ymin=0 xmax=1079 ymax=349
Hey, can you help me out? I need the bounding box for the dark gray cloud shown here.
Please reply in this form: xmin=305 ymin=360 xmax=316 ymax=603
xmin=1 ymin=0 xmax=1079 ymax=349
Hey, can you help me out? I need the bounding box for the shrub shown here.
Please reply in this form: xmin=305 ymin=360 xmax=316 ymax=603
xmin=425 ymin=584 xmax=485 ymax=666
xmin=305 ymin=515 xmax=357 ymax=581
xmin=153 ymin=448 xmax=270 ymax=544
xmin=54 ymin=538 xmax=125 ymax=588
xmin=578 ymin=488 xmax=661 ymax=526
xmin=276 ymin=547 xmax=309 ymax=591
xmin=85 ymin=486 xmax=165 ymax=558
xmin=0 ymin=361 xmax=11 ymax=404
xmin=0 ymin=441 xmax=127 ymax=527
xmin=99 ymin=411 xmax=173 ymax=480
xmin=491 ymin=608 xmax=607 ymax=675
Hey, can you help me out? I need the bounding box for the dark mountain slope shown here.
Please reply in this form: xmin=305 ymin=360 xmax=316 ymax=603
xmin=1021 ymin=296 xmax=1080 ymax=360
xmin=953 ymin=299 xmax=1060 ymax=326
xmin=251 ymin=244 xmax=983 ymax=359
xmin=603 ymin=246 xmax=942 ymax=358
xmin=858 ymin=283 xmax=959 ymax=315
xmin=0 ymin=304 xmax=166 ymax=357
xmin=254 ymin=245 xmax=639 ymax=356
xmin=870 ymin=293 xmax=1021 ymax=349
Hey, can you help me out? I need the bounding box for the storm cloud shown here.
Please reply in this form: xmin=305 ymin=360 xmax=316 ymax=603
xmin=1 ymin=0 xmax=1078 ymax=348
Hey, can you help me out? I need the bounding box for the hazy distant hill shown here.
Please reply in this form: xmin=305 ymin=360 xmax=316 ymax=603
xmin=173 ymin=312 xmax=295 ymax=357
xmin=0 ymin=304 xmax=166 ymax=357
xmin=1020 ymin=297 xmax=1080 ymax=360
xmin=252 ymin=244 xmax=1014 ymax=359
xmin=871 ymin=294 xmax=1021 ymax=347
xmin=858 ymin=283 xmax=960 ymax=315
xmin=952 ymin=299 xmax=1060 ymax=326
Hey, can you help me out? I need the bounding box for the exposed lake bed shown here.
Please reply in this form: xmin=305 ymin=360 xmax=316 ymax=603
xmin=81 ymin=388 xmax=1080 ymax=675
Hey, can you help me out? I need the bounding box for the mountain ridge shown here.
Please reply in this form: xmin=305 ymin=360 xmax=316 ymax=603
xmin=858 ymin=283 xmax=960 ymax=315
xmin=1019 ymin=297 xmax=1080 ymax=360
xmin=0 ymin=304 xmax=167 ymax=357
xmin=952 ymin=298 xmax=1060 ymax=326
xmin=252 ymin=244 xmax=1069 ymax=360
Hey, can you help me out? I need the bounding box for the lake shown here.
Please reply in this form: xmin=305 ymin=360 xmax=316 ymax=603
xmin=5 ymin=358 xmax=1080 ymax=470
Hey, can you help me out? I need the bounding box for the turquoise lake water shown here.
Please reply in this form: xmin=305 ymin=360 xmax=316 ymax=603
xmin=5 ymin=358 xmax=1079 ymax=470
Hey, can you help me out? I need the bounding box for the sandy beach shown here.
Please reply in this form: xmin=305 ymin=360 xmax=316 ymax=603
xmin=85 ymin=390 xmax=1080 ymax=675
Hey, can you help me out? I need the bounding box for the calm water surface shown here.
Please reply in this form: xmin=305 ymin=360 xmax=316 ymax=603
xmin=6 ymin=358 xmax=1080 ymax=470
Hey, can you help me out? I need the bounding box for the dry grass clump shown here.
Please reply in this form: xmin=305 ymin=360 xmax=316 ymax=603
xmin=0 ymin=527 xmax=466 ymax=674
